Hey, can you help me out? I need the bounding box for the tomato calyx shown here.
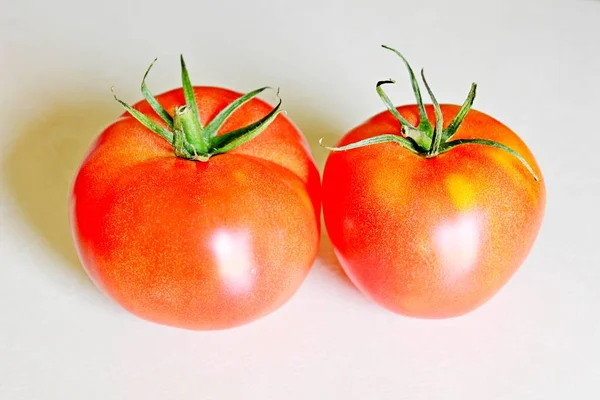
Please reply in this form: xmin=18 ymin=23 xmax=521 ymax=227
xmin=112 ymin=56 xmax=283 ymax=161
xmin=321 ymin=45 xmax=539 ymax=181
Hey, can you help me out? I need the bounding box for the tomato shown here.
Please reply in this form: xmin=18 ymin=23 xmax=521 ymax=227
xmin=70 ymin=57 xmax=320 ymax=330
xmin=322 ymin=47 xmax=545 ymax=318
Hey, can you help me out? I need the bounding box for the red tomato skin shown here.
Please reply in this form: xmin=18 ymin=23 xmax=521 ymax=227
xmin=322 ymin=104 xmax=545 ymax=318
xmin=70 ymin=87 xmax=321 ymax=330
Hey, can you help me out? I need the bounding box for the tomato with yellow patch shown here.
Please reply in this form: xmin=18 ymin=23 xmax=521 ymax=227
xmin=322 ymin=74 xmax=545 ymax=318
xmin=323 ymin=46 xmax=546 ymax=318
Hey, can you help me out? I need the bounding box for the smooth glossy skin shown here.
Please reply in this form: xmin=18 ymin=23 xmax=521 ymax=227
xmin=322 ymin=104 xmax=545 ymax=318
xmin=70 ymin=87 xmax=321 ymax=330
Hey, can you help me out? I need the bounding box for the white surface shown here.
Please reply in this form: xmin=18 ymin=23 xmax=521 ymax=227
xmin=1 ymin=0 xmax=599 ymax=398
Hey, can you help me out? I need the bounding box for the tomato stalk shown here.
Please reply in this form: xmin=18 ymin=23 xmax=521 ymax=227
xmin=173 ymin=106 xmax=208 ymax=160
xmin=112 ymin=56 xmax=282 ymax=161
xmin=321 ymin=46 xmax=539 ymax=181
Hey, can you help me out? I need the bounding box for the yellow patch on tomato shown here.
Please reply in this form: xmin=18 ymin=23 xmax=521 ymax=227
xmin=232 ymin=169 xmax=248 ymax=184
xmin=445 ymin=174 xmax=476 ymax=211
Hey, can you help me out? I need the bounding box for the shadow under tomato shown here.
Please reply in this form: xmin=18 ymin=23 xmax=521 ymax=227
xmin=2 ymin=93 xmax=117 ymax=288
xmin=315 ymin=227 xmax=356 ymax=290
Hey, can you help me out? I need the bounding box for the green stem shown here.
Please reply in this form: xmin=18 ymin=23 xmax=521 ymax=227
xmin=172 ymin=128 xmax=191 ymax=158
xmin=174 ymin=106 xmax=208 ymax=156
xmin=375 ymin=80 xmax=430 ymax=151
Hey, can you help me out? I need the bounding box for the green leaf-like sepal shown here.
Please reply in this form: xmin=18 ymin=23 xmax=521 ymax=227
xmin=376 ymin=80 xmax=429 ymax=151
xmin=179 ymin=55 xmax=209 ymax=153
xmin=112 ymin=88 xmax=174 ymax=144
xmin=210 ymin=96 xmax=282 ymax=154
xmin=420 ymin=69 xmax=444 ymax=156
xmin=113 ymin=57 xmax=283 ymax=161
xmin=376 ymin=80 xmax=415 ymax=129
xmin=205 ymin=86 xmax=271 ymax=138
xmin=444 ymin=83 xmax=477 ymax=141
xmin=319 ymin=134 xmax=421 ymax=155
xmin=441 ymin=139 xmax=539 ymax=181
xmin=382 ymin=45 xmax=433 ymax=134
xmin=141 ymin=58 xmax=174 ymax=129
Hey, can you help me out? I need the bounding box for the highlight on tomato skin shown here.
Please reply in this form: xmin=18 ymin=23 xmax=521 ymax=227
xmin=69 ymin=56 xmax=321 ymax=330
xmin=321 ymin=46 xmax=546 ymax=319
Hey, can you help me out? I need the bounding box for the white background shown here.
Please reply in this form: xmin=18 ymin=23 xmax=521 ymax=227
xmin=1 ymin=0 xmax=599 ymax=398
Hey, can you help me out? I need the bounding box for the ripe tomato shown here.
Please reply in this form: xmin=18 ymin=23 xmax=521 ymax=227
xmin=70 ymin=57 xmax=320 ymax=330
xmin=322 ymin=47 xmax=545 ymax=318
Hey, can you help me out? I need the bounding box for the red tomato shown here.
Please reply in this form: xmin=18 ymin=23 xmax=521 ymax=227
xmin=322 ymin=47 xmax=545 ymax=318
xmin=70 ymin=60 xmax=320 ymax=330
